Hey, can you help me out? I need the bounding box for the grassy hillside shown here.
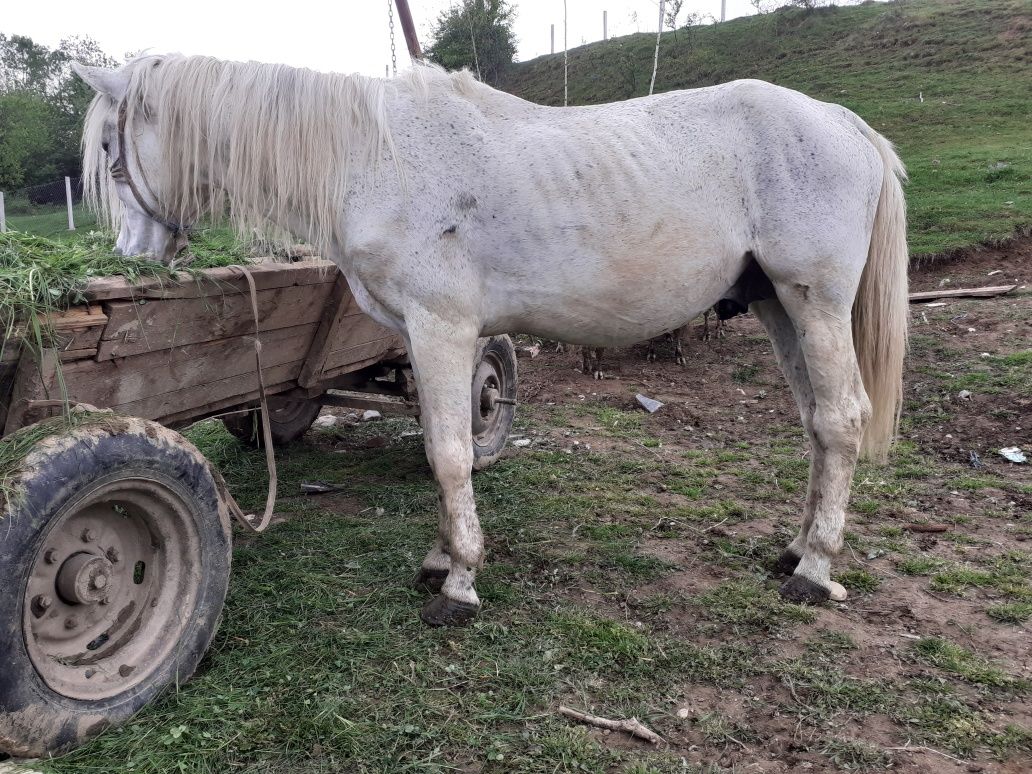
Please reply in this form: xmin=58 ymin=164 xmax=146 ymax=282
xmin=499 ymin=0 xmax=1032 ymax=257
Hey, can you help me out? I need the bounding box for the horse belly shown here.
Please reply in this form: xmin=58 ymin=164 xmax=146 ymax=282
xmin=482 ymin=243 xmax=748 ymax=347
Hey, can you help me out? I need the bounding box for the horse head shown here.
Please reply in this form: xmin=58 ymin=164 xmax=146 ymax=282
xmin=73 ymin=59 xmax=190 ymax=265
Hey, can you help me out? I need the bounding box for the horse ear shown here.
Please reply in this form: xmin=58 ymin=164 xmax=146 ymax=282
xmin=72 ymin=63 xmax=130 ymax=99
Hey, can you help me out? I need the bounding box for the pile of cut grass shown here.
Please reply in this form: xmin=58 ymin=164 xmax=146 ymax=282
xmin=0 ymin=229 xmax=248 ymax=352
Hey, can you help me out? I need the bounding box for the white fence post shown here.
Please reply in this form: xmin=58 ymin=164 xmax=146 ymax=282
xmin=550 ymin=23 xmax=554 ymax=55
xmin=65 ymin=176 xmax=76 ymax=231
xmin=721 ymin=1 xmax=727 ymax=23
xmin=0 ymin=191 xmax=6 ymax=233
xmin=563 ymin=1 xmax=568 ymax=106
xmin=649 ymin=0 xmax=665 ymax=96
xmin=603 ymin=10 xmax=608 ymax=41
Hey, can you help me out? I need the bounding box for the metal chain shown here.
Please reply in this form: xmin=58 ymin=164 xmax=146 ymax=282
xmin=388 ymin=0 xmax=397 ymax=76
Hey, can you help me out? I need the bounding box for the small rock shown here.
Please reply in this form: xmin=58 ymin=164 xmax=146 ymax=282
xmin=957 ymin=390 xmax=972 ymax=400
xmin=512 ymin=438 xmax=531 ymax=448
xmin=980 ymin=352 xmax=991 ymax=359
xmin=676 ymin=707 xmax=690 ymax=719
xmin=516 ymin=345 xmax=540 ymax=359
xmin=361 ymin=410 xmax=382 ymax=422
xmin=314 ymin=414 xmax=337 ymax=428
xmin=636 ymin=393 xmax=664 ymax=413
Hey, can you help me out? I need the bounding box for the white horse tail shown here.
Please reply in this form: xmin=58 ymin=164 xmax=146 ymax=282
xmin=852 ymin=124 xmax=909 ymax=462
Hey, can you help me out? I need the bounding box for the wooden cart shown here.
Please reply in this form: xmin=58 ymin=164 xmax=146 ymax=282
xmin=0 ymin=260 xmax=517 ymax=758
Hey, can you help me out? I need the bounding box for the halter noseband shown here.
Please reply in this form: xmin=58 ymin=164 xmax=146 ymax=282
xmin=112 ymin=99 xmax=191 ymax=238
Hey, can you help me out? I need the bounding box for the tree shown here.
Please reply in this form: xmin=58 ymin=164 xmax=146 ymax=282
xmin=425 ymin=0 xmax=517 ymax=86
xmin=664 ymin=0 xmax=685 ymax=31
xmin=0 ymin=34 xmax=117 ymax=189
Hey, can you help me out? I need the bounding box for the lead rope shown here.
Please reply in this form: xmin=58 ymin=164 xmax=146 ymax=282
xmin=223 ymin=265 xmax=278 ymax=533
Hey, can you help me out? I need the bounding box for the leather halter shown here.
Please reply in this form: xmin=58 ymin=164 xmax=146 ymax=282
xmin=112 ymin=99 xmax=191 ymax=238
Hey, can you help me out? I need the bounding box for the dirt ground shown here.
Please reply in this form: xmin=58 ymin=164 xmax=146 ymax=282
xmin=503 ymin=239 xmax=1031 ymax=773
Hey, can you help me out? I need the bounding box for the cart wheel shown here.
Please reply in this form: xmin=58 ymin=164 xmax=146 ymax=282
xmin=0 ymin=417 xmax=232 ymax=758
xmin=471 ymin=335 xmax=518 ymax=471
xmin=222 ymin=396 xmax=323 ymax=447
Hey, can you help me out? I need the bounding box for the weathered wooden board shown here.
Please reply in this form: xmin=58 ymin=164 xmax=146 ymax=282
xmin=97 ymin=282 xmax=333 ymax=360
xmin=321 ymin=336 xmax=406 ymax=378
xmin=82 ymin=260 xmax=335 ymax=302
xmin=58 ymin=322 xmax=319 ymax=413
xmin=908 ymin=284 xmax=1018 ymax=302
xmin=118 ymin=361 xmax=306 ymax=424
xmin=2 ymin=305 xmax=108 ymax=365
xmin=298 ymin=276 xmax=405 ymax=387
xmin=3 ymin=349 xmax=61 ymax=434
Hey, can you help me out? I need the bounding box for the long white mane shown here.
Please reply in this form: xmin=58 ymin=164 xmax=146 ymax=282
xmin=82 ymin=55 xmax=479 ymax=251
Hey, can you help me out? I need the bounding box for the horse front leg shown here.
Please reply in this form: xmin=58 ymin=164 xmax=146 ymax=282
xmin=411 ymin=493 xmax=451 ymax=594
xmin=405 ymin=313 xmax=484 ymax=626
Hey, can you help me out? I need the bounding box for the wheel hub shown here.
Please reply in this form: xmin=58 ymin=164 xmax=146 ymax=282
xmin=56 ymin=552 xmax=116 ymax=605
xmin=23 ymin=476 xmax=201 ymax=700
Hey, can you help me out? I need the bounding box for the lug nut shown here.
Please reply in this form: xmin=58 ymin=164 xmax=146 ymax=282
xmin=106 ymin=547 xmax=120 ymax=563
xmin=43 ymin=548 xmax=58 ymax=564
xmin=34 ymin=594 xmax=53 ymax=611
xmin=92 ymin=573 xmax=108 ymax=590
xmin=81 ymin=528 xmax=96 ymax=543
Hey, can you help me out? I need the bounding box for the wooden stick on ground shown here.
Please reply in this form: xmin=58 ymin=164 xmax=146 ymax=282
xmin=908 ymin=284 xmax=1017 ymax=302
xmin=558 ymin=705 xmax=665 ymax=745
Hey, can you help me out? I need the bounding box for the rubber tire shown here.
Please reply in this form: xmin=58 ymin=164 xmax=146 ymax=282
xmin=0 ymin=417 xmax=232 ymax=758
xmin=222 ymin=397 xmax=323 ymax=448
xmin=471 ymin=335 xmax=518 ymax=471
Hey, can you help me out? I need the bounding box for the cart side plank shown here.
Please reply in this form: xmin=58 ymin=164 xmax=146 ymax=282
xmin=300 ymin=279 xmax=406 ymax=386
xmin=156 ymin=346 xmax=406 ymax=427
xmin=3 ymin=349 xmax=60 ymax=434
xmin=56 ymin=323 xmax=320 ymax=410
xmin=82 ymin=260 xmax=335 ymax=302
xmin=2 ymin=305 xmax=109 ymax=366
xmin=97 ymin=282 xmax=334 ymax=360
xmin=297 ymin=274 xmax=355 ymax=388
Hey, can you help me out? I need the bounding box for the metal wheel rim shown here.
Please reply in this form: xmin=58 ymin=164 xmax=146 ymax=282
xmin=471 ymin=350 xmax=511 ymax=446
xmin=23 ymin=473 xmax=202 ymax=700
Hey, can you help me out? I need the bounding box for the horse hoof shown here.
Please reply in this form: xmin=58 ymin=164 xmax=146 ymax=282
xmin=594 ymin=371 xmax=604 ymax=380
xmin=779 ymin=574 xmax=832 ymax=604
xmin=774 ymin=548 xmax=802 ymax=576
xmin=411 ymin=567 xmax=448 ymax=595
xmin=420 ymin=595 xmax=480 ymax=627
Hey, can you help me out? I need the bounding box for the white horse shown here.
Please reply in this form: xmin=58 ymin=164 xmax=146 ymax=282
xmin=74 ymin=56 xmax=908 ymax=626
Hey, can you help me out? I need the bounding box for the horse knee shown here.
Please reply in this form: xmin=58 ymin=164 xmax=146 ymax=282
xmin=812 ymin=402 xmax=864 ymax=457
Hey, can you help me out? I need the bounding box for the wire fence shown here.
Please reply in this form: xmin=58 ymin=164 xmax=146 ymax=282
xmin=0 ymin=177 xmax=98 ymax=240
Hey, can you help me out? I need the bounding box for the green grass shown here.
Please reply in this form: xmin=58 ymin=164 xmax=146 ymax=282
xmin=0 ymin=229 xmax=252 ymax=354
xmin=500 ymin=0 xmax=1032 ymax=256
xmin=23 ymin=409 xmax=1030 ymax=772
xmin=911 ymin=637 xmax=1028 ymax=691
xmin=4 ymin=203 xmax=98 ymax=240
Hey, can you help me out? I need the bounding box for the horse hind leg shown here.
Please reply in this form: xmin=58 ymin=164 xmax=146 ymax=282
xmin=768 ymin=280 xmax=871 ymax=604
xmin=751 ymin=298 xmax=825 ymax=580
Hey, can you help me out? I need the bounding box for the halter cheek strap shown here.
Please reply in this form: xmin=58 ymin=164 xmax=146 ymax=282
xmin=112 ymin=99 xmax=192 ymax=238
